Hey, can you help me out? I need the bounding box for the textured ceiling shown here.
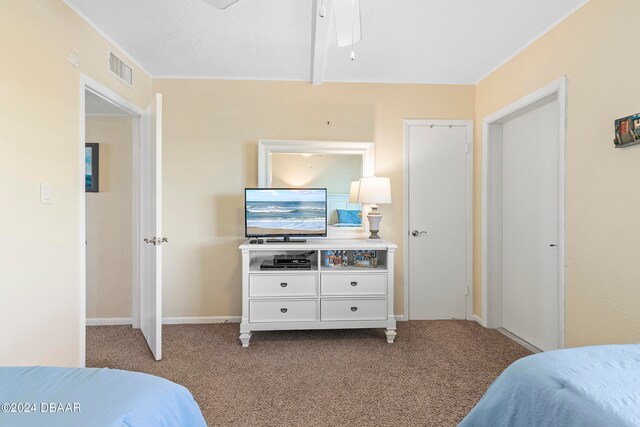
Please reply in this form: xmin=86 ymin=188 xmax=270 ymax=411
xmin=65 ymin=0 xmax=588 ymax=84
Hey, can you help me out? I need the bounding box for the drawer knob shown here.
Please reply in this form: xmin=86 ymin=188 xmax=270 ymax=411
xmin=280 ymin=282 xmax=288 ymax=287
xmin=280 ymin=308 xmax=288 ymax=313
xmin=351 ymin=306 xmax=358 ymax=312
xmin=350 ymin=281 xmax=358 ymax=286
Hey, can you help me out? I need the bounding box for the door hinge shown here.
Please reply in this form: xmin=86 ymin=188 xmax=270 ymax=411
xmin=465 ymin=143 xmax=469 ymax=153
xmin=465 ymin=286 xmax=469 ymax=296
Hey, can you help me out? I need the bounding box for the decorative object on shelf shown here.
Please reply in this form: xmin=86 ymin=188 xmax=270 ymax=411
xmin=614 ymin=113 xmax=640 ymax=148
xmin=85 ymin=143 xmax=99 ymax=193
xmin=353 ymin=250 xmax=377 ymax=268
xmin=357 ymin=176 xmax=392 ymax=239
xmin=324 ymin=250 xmax=348 ymax=267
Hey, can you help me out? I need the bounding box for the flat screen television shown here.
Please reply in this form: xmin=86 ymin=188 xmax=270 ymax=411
xmin=245 ymin=188 xmax=327 ymax=242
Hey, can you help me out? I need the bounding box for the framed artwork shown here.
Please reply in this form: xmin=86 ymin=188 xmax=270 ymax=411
xmin=614 ymin=113 xmax=640 ymax=148
xmin=85 ymin=143 xmax=99 ymax=192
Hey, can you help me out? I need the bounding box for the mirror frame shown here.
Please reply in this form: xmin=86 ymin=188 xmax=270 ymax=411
xmin=258 ymin=140 xmax=375 ymax=239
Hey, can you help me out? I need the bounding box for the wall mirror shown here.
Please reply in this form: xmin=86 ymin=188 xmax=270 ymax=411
xmin=258 ymin=140 xmax=374 ymax=238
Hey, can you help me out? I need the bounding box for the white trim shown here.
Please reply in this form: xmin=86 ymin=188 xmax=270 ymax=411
xmin=87 ymin=317 xmax=132 ymax=326
xmin=87 ymin=316 xmax=243 ymax=326
xmin=80 ymin=74 xmax=144 ymax=366
xmin=498 ymin=328 xmax=542 ymax=354
xmin=162 ymin=316 xmax=241 ymax=324
xmin=62 ymin=0 xmax=153 ymax=78
xmin=474 ymin=1 xmax=589 ymax=84
xmin=403 ymin=120 xmax=474 ymax=321
xmin=472 ymin=314 xmax=484 ymax=326
xmin=153 ymin=75 xmax=310 ymax=82
xmin=481 ymin=76 xmax=567 ymax=350
xmin=85 ymin=112 xmax=132 ymax=118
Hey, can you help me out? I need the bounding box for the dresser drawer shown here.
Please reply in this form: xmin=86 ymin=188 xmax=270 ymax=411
xmin=321 ymin=298 xmax=387 ymax=321
xmin=250 ymin=274 xmax=317 ymax=297
xmin=250 ymin=299 xmax=317 ymax=323
xmin=321 ymin=273 xmax=387 ymax=296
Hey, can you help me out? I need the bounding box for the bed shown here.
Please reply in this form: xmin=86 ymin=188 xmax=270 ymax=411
xmin=0 ymin=366 xmax=206 ymax=427
xmin=459 ymin=344 xmax=640 ymax=427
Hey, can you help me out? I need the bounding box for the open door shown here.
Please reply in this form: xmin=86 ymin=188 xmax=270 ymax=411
xmin=141 ymin=93 xmax=163 ymax=360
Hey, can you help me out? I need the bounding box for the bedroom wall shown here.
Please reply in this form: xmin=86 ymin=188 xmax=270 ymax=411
xmin=271 ymin=153 xmax=362 ymax=194
xmin=0 ymin=0 xmax=151 ymax=366
xmin=85 ymin=116 xmax=133 ymax=319
xmin=474 ymin=0 xmax=640 ymax=346
xmin=153 ymin=79 xmax=475 ymax=318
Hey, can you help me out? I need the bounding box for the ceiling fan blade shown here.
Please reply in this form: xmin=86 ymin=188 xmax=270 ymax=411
xmin=202 ymin=0 xmax=240 ymax=9
xmin=333 ymin=0 xmax=362 ymax=47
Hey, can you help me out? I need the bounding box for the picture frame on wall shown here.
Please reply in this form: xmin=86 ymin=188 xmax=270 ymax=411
xmin=85 ymin=143 xmax=99 ymax=192
xmin=614 ymin=113 xmax=640 ymax=148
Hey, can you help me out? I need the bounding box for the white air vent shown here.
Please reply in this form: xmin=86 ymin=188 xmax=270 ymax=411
xmin=107 ymin=51 xmax=133 ymax=87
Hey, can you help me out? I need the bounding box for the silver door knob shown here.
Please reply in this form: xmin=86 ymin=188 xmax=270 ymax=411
xmin=144 ymin=237 xmax=168 ymax=246
xmin=411 ymin=230 xmax=427 ymax=237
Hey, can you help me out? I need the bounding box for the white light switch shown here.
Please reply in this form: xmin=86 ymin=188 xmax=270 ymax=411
xmin=40 ymin=183 xmax=53 ymax=204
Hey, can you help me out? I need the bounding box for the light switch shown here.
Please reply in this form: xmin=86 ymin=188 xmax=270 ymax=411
xmin=40 ymin=183 xmax=53 ymax=204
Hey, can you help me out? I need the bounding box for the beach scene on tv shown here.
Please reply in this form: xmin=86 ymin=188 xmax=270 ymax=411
xmin=246 ymin=189 xmax=327 ymax=236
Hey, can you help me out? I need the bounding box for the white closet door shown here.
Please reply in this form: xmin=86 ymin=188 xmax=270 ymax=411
xmin=502 ymin=97 xmax=559 ymax=351
xmin=408 ymin=125 xmax=469 ymax=320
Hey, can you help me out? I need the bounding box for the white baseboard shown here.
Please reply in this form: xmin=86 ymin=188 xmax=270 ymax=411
xmin=162 ymin=316 xmax=241 ymax=325
xmin=87 ymin=317 xmax=132 ymax=326
xmin=472 ymin=314 xmax=487 ymax=326
xmin=87 ymin=316 xmax=242 ymax=326
xmin=394 ymin=314 xmax=406 ymax=321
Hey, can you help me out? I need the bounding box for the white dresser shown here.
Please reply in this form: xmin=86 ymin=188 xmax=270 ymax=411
xmin=238 ymin=239 xmax=398 ymax=347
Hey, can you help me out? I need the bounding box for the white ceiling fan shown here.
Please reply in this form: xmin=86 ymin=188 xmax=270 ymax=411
xmin=201 ymin=0 xmax=240 ymax=9
xmin=201 ymin=0 xmax=361 ymax=59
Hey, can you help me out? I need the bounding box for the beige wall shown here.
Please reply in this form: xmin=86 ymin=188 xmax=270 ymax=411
xmin=0 ymin=0 xmax=151 ymax=366
xmin=85 ymin=117 xmax=133 ymax=319
xmin=474 ymin=0 xmax=640 ymax=346
xmin=271 ymin=153 xmax=362 ymax=193
xmin=155 ymin=79 xmax=475 ymax=318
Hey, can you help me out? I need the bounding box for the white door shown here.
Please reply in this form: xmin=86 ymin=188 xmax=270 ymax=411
xmin=502 ymin=97 xmax=559 ymax=351
xmin=141 ymin=94 xmax=163 ymax=360
xmin=408 ymin=124 xmax=469 ymax=320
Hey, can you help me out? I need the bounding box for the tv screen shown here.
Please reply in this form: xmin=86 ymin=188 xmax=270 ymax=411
xmin=245 ymin=188 xmax=327 ymax=237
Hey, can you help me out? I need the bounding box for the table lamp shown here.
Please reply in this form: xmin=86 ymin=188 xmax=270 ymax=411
xmin=357 ymin=177 xmax=392 ymax=239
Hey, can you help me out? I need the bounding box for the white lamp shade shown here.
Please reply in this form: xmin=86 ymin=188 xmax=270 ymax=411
xmin=349 ymin=181 xmax=360 ymax=203
xmin=357 ymin=177 xmax=392 ymax=204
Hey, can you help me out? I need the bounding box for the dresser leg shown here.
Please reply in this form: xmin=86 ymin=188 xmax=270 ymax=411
xmin=239 ymin=331 xmax=252 ymax=347
xmin=385 ymin=329 xmax=397 ymax=343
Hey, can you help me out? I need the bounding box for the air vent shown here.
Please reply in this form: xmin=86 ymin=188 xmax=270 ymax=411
xmin=108 ymin=51 xmax=133 ymax=87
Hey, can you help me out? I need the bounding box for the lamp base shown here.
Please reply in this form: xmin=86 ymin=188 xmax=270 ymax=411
xmin=367 ymin=211 xmax=383 ymax=240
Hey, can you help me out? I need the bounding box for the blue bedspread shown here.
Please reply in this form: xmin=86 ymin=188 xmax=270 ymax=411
xmin=0 ymin=366 xmax=207 ymax=427
xmin=460 ymin=344 xmax=640 ymax=427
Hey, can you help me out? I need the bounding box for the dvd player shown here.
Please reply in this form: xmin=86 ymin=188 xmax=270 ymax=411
xmin=260 ymin=260 xmax=312 ymax=270
xmin=272 ymin=251 xmax=314 ymax=265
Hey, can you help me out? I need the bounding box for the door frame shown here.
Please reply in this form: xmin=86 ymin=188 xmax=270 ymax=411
xmin=79 ymin=74 xmax=144 ymax=366
xmin=481 ymin=76 xmax=567 ymax=349
xmin=403 ymin=119 xmax=474 ymax=321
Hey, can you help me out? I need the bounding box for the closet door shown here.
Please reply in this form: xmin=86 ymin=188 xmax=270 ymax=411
xmin=502 ymin=97 xmax=559 ymax=351
xmin=408 ymin=124 xmax=470 ymax=320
